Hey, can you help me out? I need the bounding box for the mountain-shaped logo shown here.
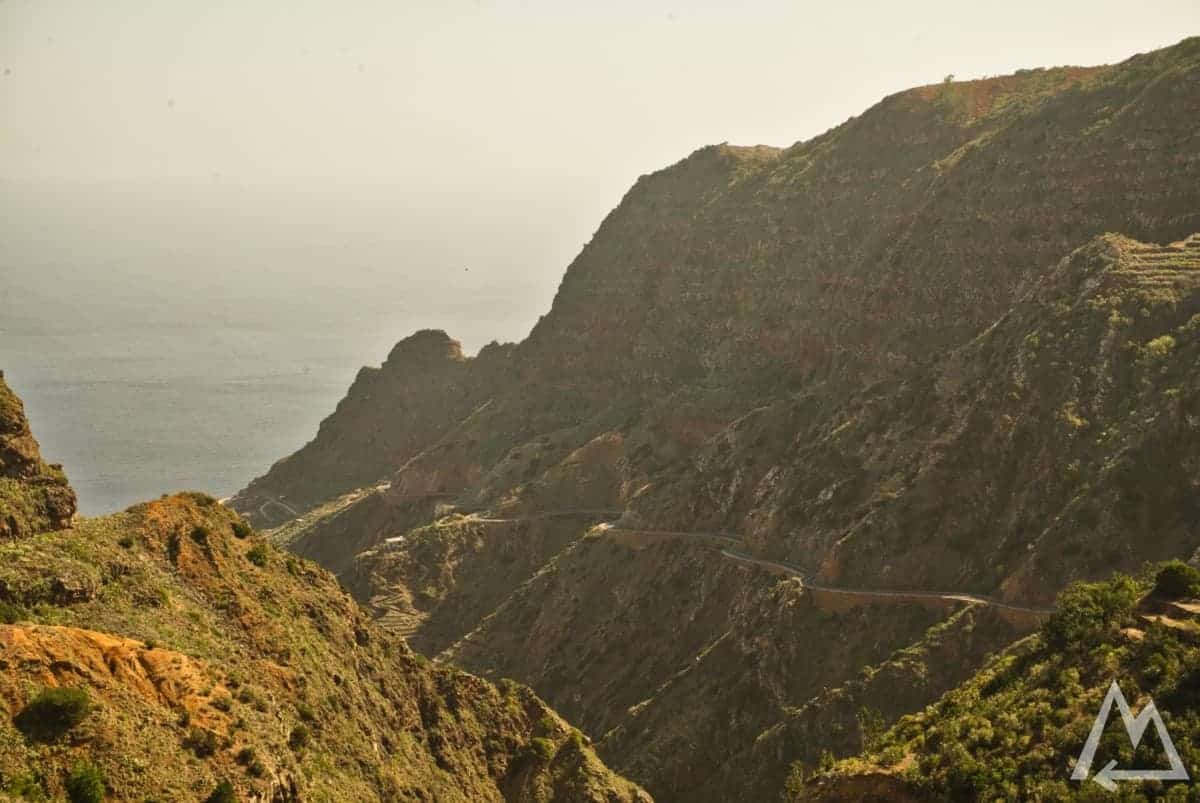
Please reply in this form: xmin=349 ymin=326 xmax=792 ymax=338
xmin=1071 ymin=680 xmax=1189 ymax=791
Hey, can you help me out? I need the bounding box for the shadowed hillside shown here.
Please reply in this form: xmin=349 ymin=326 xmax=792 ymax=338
xmin=229 ymin=37 xmax=1200 ymax=803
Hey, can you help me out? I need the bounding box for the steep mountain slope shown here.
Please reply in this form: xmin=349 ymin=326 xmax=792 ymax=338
xmin=798 ymin=564 xmax=1200 ymax=801
xmin=228 ymin=37 xmax=1200 ymax=803
xmin=0 ymin=371 xmax=76 ymax=539
xmin=0 ymin=494 xmax=649 ymax=803
xmin=0 ymin=384 xmax=648 ymax=802
xmin=231 ymin=330 xmax=497 ymax=524
xmin=234 ymin=37 xmax=1200 ymax=530
xmin=635 ymin=233 xmax=1200 ymax=603
xmin=284 ymin=231 xmax=1199 ymax=802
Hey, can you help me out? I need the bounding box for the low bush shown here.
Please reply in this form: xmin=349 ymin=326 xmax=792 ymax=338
xmin=203 ymin=781 xmax=236 ymax=803
xmin=528 ymin=737 xmax=556 ymax=762
xmin=1042 ymin=574 xmax=1140 ymax=650
xmin=14 ymin=687 xmax=91 ymax=742
xmin=184 ymin=727 xmax=219 ymax=758
xmin=246 ymin=543 xmax=269 ymax=567
xmin=1152 ymin=560 xmax=1200 ymax=599
xmin=288 ymin=724 xmax=310 ymax=751
xmin=3 ymin=772 xmax=47 ymax=801
xmin=64 ymin=762 xmax=105 ymax=803
xmin=0 ymin=599 xmax=28 ymax=624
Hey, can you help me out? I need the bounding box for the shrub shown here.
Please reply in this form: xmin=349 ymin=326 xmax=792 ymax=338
xmin=14 ymin=687 xmax=91 ymax=741
xmin=3 ymin=771 xmax=47 ymax=801
xmin=203 ymin=781 xmax=237 ymax=803
xmin=246 ymin=543 xmax=269 ymax=567
xmin=190 ymin=525 xmax=211 ymax=545
xmin=167 ymin=533 xmax=182 ymax=563
xmin=528 ymin=737 xmax=556 ymax=762
xmin=1146 ymin=334 xmax=1177 ymax=360
xmin=231 ymin=520 xmax=253 ymax=539
xmin=288 ymin=724 xmax=310 ymax=751
xmin=857 ymin=706 xmax=887 ymax=753
xmin=236 ymin=686 xmax=265 ymax=711
xmin=117 ymin=535 xmax=135 ymax=549
xmin=567 ymin=729 xmax=587 ymax=752
xmin=210 ymin=694 xmax=233 ymax=712
xmin=235 ymin=745 xmax=266 ymax=777
xmin=1153 ymin=560 xmax=1200 ymax=599
xmin=184 ymin=727 xmax=219 ymax=758
xmin=0 ymin=599 xmax=28 ymax=624
xmin=64 ymin=762 xmax=105 ymax=803
xmin=296 ymin=702 xmax=316 ymax=722
xmin=1043 ymin=574 xmax=1141 ymax=650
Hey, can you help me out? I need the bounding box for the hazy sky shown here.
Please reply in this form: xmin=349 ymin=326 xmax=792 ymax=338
xmin=4 ymin=2 xmax=1199 ymax=190
xmin=3 ymin=1 xmax=1199 ymax=338
xmin=2 ymin=2 xmax=1198 ymax=513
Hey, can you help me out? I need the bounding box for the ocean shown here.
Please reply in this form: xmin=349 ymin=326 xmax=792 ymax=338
xmin=0 ymin=180 xmax=580 ymax=515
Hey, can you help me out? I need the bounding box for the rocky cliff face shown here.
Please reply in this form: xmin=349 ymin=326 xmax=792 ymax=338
xmin=636 ymin=233 xmax=1200 ymax=603
xmin=231 ymin=36 xmax=1200 ymax=803
xmin=235 ymin=37 xmax=1200 ymax=529
xmin=229 ymin=330 xmax=504 ymax=526
xmin=0 ymin=371 xmax=76 ymax=538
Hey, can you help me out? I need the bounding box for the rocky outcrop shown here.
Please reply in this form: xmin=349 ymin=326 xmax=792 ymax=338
xmin=229 ymin=330 xmax=499 ymax=526
xmin=0 ymin=371 xmax=76 ymax=538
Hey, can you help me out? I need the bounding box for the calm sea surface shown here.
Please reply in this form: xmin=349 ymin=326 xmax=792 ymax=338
xmin=1 ymin=181 xmax=573 ymax=514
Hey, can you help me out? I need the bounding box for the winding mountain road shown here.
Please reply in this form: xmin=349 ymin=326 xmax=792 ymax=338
xmin=458 ymin=513 xmax=1055 ymax=616
xmin=717 ymin=546 xmax=1055 ymax=614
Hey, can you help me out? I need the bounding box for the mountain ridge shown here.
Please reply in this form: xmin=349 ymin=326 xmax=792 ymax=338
xmin=227 ymin=36 xmax=1200 ymax=802
xmin=233 ymin=36 xmax=1200 ymax=531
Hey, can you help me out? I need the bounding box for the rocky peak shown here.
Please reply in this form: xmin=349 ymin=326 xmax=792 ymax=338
xmin=382 ymin=328 xmax=467 ymax=371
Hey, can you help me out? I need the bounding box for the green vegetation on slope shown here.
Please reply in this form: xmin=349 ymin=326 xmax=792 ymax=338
xmin=220 ymin=36 xmax=1200 ymax=803
xmin=0 ymin=493 xmax=649 ymax=802
xmin=801 ymin=563 xmax=1200 ymax=801
xmin=637 ymin=233 xmax=1200 ymax=604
